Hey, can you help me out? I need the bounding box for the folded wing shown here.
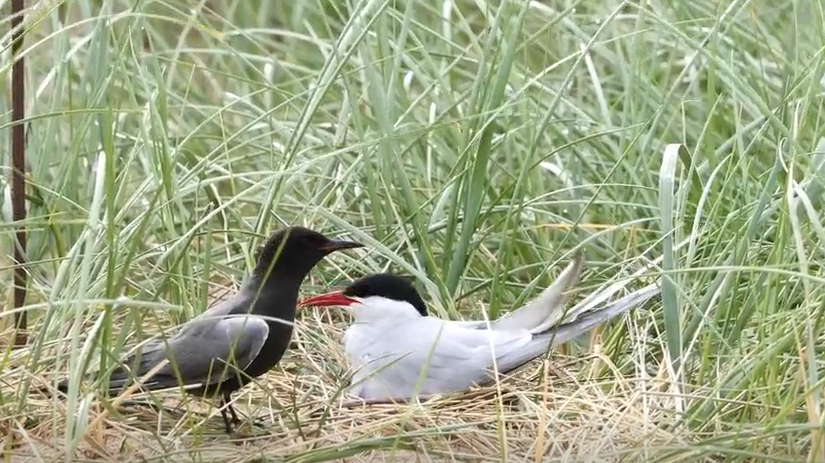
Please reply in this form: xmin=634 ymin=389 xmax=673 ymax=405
xmin=447 ymin=252 xmax=584 ymax=333
xmin=105 ymin=314 xmax=269 ymax=394
xmin=346 ymin=317 xmax=537 ymax=400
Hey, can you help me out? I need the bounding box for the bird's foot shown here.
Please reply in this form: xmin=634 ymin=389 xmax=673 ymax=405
xmin=235 ymin=416 xmax=269 ymax=435
xmin=223 ymin=417 xmax=268 ymax=437
xmin=220 ymin=398 xmax=269 ymax=436
xmin=243 ymin=413 xmax=268 ymax=429
xmin=231 ymin=409 xmax=269 ymax=430
xmin=225 ymin=423 xmax=268 ymax=442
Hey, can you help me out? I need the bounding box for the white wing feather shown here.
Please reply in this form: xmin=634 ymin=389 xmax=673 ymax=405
xmin=344 ymin=316 xmax=535 ymax=400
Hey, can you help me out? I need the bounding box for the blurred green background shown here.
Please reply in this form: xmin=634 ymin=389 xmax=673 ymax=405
xmin=1 ymin=0 xmax=824 ymax=460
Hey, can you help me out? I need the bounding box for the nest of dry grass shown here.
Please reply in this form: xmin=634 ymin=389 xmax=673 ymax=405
xmin=2 ymin=278 xmax=692 ymax=463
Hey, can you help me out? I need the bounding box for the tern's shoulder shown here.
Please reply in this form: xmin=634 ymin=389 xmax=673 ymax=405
xmin=171 ymin=290 xmax=253 ymax=337
xmin=407 ymin=315 xmax=522 ymax=344
xmin=197 ymin=289 xmax=255 ymax=319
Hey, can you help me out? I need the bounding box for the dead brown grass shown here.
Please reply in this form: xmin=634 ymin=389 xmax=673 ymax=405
xmin=0 ymin=272 xmax=703 ymax=463
xmin=0 ymin=305 xmax=696 ymax=463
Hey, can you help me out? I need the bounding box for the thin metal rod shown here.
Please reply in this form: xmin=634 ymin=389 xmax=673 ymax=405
xmin=10 ymin=0 xmax=28 ymax=346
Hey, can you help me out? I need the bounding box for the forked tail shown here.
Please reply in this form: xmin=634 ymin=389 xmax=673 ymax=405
xmin=541 ymin=282 xmax=661 ymax=345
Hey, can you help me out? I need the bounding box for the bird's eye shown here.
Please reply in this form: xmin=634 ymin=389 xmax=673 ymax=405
xmin=304 ymin=234 xmax=327 ymax=247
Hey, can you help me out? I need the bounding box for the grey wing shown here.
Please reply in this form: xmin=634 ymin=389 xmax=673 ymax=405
xmin=347 ymin=319 xmax=533 ymax=400
xmin=196 ymin=289 xmax=254 ymax=319
xmin=108 ymin=315 xmax=269 ymax=393
xmin=544 ymin=282 xmax=660 ymax=345
xmin=478 ymin=282 xmax=663 ymax=383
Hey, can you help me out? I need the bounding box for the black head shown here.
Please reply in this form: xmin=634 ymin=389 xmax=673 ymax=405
xmin=252 ymin=226 xmax=363 ymax=286
xmin=342 ymin=273 xmax=429 ymax=316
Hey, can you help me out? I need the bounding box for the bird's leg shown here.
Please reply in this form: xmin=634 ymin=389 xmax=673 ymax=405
xmin=222 ymin=392 xmax=268 ymax=430
xmin=218 ymin=395 xmax=236 ymax=435
xmin=245 ymin=412 xmax=268 ymax=429
xmin=225 ymin=393 xmax=241 ymax=425
xmin=219 ymin=409 xmax=234 ymax=435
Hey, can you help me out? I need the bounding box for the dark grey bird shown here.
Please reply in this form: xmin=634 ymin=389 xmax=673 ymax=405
xmin=56 ymin=226 xmax=363 ymax=434
xmin=299 ymin=253 xmax=661 ymax=401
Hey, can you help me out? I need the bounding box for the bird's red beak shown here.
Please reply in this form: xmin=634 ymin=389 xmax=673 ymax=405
xmin=299 ymin=291 xmax=359 ymax=308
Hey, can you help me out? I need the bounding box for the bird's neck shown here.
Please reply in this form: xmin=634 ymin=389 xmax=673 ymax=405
xmin=248 ymin=261 xmax=309 ymax=290
xmin=242 ymin=272 xmax=304 ymax=315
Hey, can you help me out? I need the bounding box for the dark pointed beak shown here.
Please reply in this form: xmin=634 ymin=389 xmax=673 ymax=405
xmin=319 ymin=239 xmax=364 ymax=252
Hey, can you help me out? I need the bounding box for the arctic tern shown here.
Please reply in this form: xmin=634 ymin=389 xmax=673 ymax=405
xmin=299 ymin=253 xmax=660 ymax=401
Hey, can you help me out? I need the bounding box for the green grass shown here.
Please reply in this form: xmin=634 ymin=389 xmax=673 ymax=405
xmin=1 ymin=0 xmax=824 ymax=461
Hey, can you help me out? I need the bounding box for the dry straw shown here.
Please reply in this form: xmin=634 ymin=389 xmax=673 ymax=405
xmin=3 ymin=292 xmax=683 ymax=463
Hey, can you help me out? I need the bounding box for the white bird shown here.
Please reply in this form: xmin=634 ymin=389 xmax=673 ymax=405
xmin=299 ymin=253 xmax=660 ymax=401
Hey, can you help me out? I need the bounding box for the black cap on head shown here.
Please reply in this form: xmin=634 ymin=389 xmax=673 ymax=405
xmin=252 ymin=226 xmax=363 ymax=285
xmin=342 ymin=273 xmax=428 ymax=316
